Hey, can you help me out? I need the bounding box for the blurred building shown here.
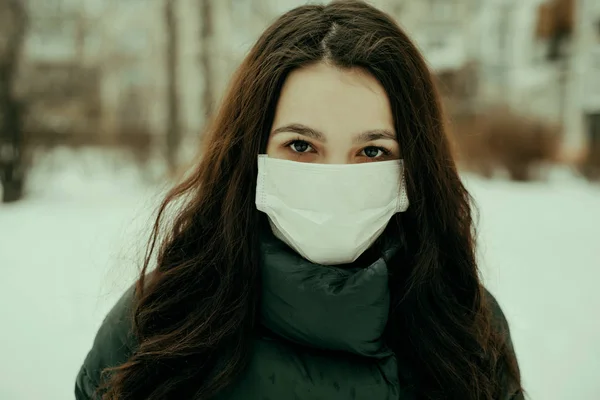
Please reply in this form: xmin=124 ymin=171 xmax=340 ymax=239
xmin=473 ymin=0 xmax=600 ymax=158
xmin=386 ymin=0 xmax=479 ymax=72
xmin=18 ymin=0 xmax=103 ymax=146
xmin=91 ymin=0 xmax=284 ymax=151
xmin=391 ymin=0 xmax=481 ymax=114
xmin=95 ymin=1 xmax=165 ymax=141
xmin=19 ymin=0 xmax=205 ymax=155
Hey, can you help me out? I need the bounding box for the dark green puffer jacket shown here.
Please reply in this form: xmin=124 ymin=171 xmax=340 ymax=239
xmin=75 ymin=237 xmax=522 ymax=399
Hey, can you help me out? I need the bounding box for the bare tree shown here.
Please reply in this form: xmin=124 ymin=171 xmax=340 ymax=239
xmin=75 ymin=8 xmax=86 ymax=63
xmin=199 ymin=0 xmax=214 ymax=125
xmin=165 ymin=0 xmax=181 ymax=173
xmin=0 ymin=0 xmax=28 ymax=202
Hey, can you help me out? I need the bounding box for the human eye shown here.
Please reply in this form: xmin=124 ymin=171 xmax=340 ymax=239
xmin=285 ymin=138 xmax=314 ymax=153
xmin=360 ymin=146 xmax=391 ymax=160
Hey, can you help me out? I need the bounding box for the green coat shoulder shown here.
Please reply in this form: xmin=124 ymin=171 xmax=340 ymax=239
xmin=483 ymin=288 xmax=525 ymax=400
xmin=75 ymin=285 xmax=138 ymax=399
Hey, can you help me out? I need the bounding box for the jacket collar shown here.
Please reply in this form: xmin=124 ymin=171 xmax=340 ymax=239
xmin=259 ymin=234 xmax=397 ymax=358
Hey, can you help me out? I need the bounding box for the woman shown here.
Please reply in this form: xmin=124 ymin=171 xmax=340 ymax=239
xmin=75 ymin=1 xmax=523 ymax=399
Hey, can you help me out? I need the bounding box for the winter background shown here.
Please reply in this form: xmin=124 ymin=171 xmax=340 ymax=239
xmin=1 ymin=0 xmax=600 ymax=399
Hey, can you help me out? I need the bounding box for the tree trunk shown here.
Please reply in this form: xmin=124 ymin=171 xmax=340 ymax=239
xmin=0 ymin=0 xmax=27 ymax=202
xmin=199 ymin=0 xmax=214 ymax=126
xmin=75 ymin=10 xmax=86 ymax=63
xmin=165 ymin=0 xmax=181 ymax=173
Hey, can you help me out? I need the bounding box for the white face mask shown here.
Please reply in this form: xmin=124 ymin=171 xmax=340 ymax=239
xmin=255 ymin=155 xmax=409 ymax=265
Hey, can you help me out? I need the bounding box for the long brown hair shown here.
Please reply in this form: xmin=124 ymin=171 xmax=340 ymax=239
xmin=102 ymin=1 xmax=522 ymax=399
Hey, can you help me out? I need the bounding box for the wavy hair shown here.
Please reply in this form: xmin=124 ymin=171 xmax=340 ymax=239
xmin=102 ymin=1 xmax=522 ymax=399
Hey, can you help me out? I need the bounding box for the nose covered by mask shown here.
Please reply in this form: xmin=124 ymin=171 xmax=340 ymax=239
xmin=255 ymin=155 xmax=409 ymax=265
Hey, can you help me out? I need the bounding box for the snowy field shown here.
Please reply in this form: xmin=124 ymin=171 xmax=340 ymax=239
xmin=0 ymin=151 xmax=599 ymax=400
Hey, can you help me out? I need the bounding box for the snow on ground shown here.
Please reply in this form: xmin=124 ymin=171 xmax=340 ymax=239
xmin=464 ymin=170 xmax=600 ymax=400
xmin=0 ymin=152 xmax=599 ymax=400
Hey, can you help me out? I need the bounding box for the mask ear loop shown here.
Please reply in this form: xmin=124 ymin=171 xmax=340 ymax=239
xmin=396 ymin=160 xmax=410 ymax=212
xmin=256 ymin=156 xmax=268 ymax=210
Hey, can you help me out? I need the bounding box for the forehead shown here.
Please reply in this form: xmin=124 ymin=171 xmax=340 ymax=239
xmin=272 ymin=63 xmax=394 ymax=136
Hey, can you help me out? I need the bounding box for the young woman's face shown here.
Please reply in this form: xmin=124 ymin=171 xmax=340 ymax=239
xmin=266 ymin=62 xmax=400 ymax=164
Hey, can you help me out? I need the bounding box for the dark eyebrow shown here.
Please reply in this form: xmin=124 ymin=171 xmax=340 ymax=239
xmin=271 ymin=124 xmax=326 ymax=141
xmin=353 ymin=129 xmax=397 ymax=144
